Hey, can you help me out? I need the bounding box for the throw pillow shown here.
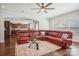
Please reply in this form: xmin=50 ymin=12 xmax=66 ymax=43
xmin=45 ymin=31 xmax=49 ymax=35
xmin=41 ymin=32 xmax=45 ymax=35
xmin=62 ymin=34 xmax=69 ymax=40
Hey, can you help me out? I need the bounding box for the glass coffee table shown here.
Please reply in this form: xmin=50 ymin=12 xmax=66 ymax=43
xmin=28 ymin=39 xmax=39 ymax=50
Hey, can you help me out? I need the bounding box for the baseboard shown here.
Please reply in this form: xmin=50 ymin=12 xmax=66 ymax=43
xmin=0 ymin=41 xmax=4 ymax=44
xmin=72 ymin=41 xmax=79 ymax=44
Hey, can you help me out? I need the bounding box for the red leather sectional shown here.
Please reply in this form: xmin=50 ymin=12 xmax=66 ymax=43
xmin=16 ymin=30 xmax=30 ymax=44
xmin=16 ymin=30 xmax=73 ymax=48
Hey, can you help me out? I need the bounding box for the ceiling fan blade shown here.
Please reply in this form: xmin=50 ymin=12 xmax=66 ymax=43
xmin=45 ymin=3 xmax=53 ymax=7
xmin=37 ymin=9 xmax=41 ymax=13
xmin=36 ymin=3 xmax=41 ymax=8
xmin=46 ymin=8 xmax=55 ymax=10
xmin=31 ymin=8 xmax=40 ymax=10
xmin=44 ymin=10 xmax=48 ymax=13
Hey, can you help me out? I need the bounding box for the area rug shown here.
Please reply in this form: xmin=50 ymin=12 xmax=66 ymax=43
xmin=15 ymin=41 xmax=61 ymax=56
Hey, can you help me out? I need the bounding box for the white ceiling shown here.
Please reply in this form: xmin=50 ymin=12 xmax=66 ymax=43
xmin=0 ymin=3 xmax=79 ymax=19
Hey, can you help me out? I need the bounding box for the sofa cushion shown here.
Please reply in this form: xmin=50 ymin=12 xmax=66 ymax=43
xmin=17 ymin=37 xmax=30 ymax=44
xmin=46 ymin=36 xmax=63 ymax=41
xmin=49 ymin=32 xmax=62 ymax=38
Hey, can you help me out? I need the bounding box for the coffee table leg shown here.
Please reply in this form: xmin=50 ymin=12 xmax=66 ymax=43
xmin=28 ymin=42 xmax=33 ymax=48
xmin=36 ymin=43 xmax=39 ymax=50
xmin=28 ymin=41 xmax=39 ymax=50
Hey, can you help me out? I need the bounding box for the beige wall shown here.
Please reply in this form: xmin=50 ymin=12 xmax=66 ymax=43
xmin=0 ymin=17 xmax=4 ymax=43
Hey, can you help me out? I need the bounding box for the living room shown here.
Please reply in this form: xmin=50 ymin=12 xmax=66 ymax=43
xmin=0 ymin=3 xmax=79 ymax=56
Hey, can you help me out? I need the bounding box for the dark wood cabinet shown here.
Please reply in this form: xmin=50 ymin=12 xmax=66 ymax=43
xmin=4 ymin=21 xmax=10 ymax=41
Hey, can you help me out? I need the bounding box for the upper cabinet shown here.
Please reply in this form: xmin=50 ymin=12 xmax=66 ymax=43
xmin=7 ymin=18 xmax=39 ymax=30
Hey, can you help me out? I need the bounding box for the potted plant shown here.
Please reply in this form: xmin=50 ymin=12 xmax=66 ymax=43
xmin=31 ymin=34 xmax=37 ymax=41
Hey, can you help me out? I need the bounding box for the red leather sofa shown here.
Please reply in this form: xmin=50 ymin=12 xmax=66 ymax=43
xmin=16 ymin=30 xmax=73 ymax=48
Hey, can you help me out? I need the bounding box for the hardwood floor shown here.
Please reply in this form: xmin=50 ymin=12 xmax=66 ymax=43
xmin=0 ymin=35 xmax=16 ymax=56
xmin=0 ymin=35 xmax=79 ymax=56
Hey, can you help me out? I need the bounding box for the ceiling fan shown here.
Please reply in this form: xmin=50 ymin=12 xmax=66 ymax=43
xmin=32 ymin=3 xmax=55 ymax=13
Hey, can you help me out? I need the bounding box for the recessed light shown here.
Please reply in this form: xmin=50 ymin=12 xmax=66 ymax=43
xmin=1 ymin=6 xmax=5 ymax=8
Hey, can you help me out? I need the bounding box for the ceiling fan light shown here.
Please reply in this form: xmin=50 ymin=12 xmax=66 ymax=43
xmin=41 ymin=9 xmax=45 ymax=11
